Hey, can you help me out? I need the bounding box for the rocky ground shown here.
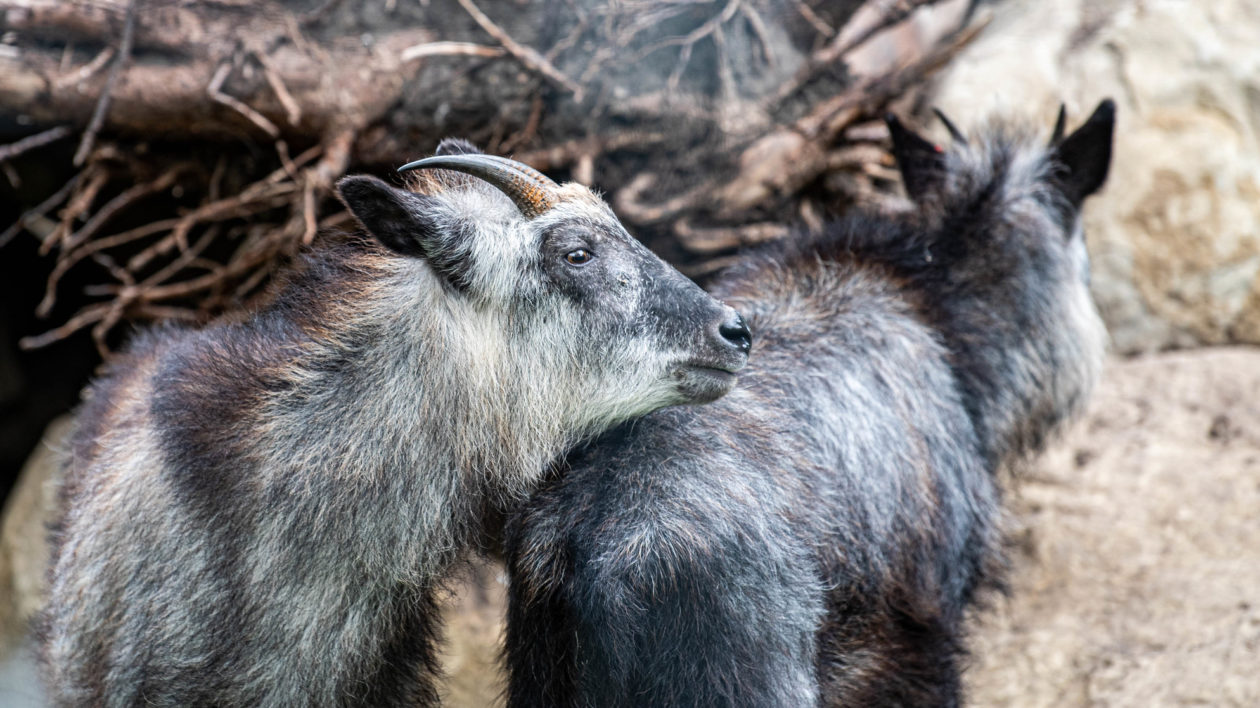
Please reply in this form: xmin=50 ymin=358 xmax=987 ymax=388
xmin=3 ymin=347 xmax=1258 ymax=706
xmin=966 ymin=347 xmax=1260 ymax=707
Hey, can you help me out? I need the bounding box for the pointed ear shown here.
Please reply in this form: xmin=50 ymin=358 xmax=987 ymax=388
xmin=336 ymin=175 xmax=440 ymax=258
xmin=1052 ymin=99 xmax=1115 ymax=207
xmin=886 ymin=114 xmax=947 ymax=202
xmin=434 ymin=138 xmax=482 ymax=156
xmin=932 ymin=107 xmax=969 ymax=146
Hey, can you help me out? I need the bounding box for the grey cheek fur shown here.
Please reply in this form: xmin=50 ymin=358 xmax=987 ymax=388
xmin=504 ymin=112 xmax=1110 ymax=707
xmin=37 ymin=173 xmax=745 ymax=706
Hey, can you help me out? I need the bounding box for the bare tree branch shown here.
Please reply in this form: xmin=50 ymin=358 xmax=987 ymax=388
xmin=455 ymin=0 xmax=584 ymax=99
xmin=73 ymin=0 xmax=137 ymax=166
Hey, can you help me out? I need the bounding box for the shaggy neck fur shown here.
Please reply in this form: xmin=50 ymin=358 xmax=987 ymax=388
xmin=267 ymin=240 xmax=585 ymax=497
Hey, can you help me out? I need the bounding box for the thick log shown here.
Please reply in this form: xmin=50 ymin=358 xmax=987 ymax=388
xmin=1 ymin=0 xmax=429 ymax=140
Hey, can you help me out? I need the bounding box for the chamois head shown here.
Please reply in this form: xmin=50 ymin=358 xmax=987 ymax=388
xmin=884 ymin=98 xmax=1114 ymax=297
xmin=884 ymin=101 xmax=1115 ymax=463
xmin=887 ymin=99 xmax=1114 ymax=224
xmin=335 ymin=140 xmax=750 ymax=436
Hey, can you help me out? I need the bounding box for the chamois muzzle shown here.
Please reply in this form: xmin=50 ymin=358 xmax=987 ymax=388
xmin=397 ymin=154 xmax=560 ymax=219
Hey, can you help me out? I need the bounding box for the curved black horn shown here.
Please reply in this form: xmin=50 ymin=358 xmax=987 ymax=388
xmin=1049 ymin=103 xmax=1068 ymax=146
xmin=932 ymin=108 xmax=969 ymax=146
xmin=397 ymin=154 xmax=560 ymax=219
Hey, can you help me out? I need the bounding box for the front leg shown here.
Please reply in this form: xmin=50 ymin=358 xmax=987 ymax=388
xmin=349 ymin=584 xmax=447 ymax=707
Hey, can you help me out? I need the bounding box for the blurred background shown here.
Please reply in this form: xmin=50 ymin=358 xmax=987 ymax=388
xmin=1 ymin=0 xmax=1257 ymax=705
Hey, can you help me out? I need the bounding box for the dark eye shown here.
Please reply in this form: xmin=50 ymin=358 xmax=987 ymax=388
xmin=565 ymin=249 xmax=593 ymax=266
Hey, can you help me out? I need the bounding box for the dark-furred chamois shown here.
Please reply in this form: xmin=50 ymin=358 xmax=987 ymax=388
xmin=505 ymin=102 xmax=1115 ymax=707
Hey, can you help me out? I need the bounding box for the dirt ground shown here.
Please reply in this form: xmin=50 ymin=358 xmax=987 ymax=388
xmin=964 ymin=347 xmax=1260 ymax=707
xmin=433 ymin=346 xmax=1260 ymax=707
xmin=3 ymin=347 xmax=1258 ymax=706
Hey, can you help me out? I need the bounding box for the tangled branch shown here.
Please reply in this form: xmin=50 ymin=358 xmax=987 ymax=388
xmin=0 ymin=0 xmax=980 ymax=353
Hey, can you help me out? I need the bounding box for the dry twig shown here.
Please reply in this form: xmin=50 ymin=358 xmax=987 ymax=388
xmin=456 ymin=0 xmax=584 ymax=99
xmin=256 ymin=52 xmax=303 ymax=128
xmin=73 ymin=0 xmax=138 ymax=166
xmin=613 ymin=173 xmax=711 ymax=225
xmin=41 ymin=166 xmax=110 ymax=256
xmin=0 ymin=125 xmax=73 ymax=163
xmin=33 ymin=165 xmax=192 ymax=318
xmin=62 ymin=164 xmax=192 ymax=254
xmin=53 ymin=46 xmax=116 ymax=89
xmin=208 ymin=61 xmax=281 ymax=139
xmin=19 ymin=303 xmax=114 ymax=352
xmin=0 ymin=175 xmax=79 ymax=249
xmin=793 ymin=0 xmax=837 ymax=38
xmin=675 ymin=218 xmax=789 ymax=253
xmin=774 ymin=0 xmax=947 ymax=104
xmin=401 ymin=41 xmax=506 ymax=62
xmin=516 ymin=131 xmax=667 ymax=172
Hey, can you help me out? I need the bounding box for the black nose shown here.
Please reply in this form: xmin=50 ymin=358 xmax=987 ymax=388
xmin=718 ymin=313 xmax=752 ymax=355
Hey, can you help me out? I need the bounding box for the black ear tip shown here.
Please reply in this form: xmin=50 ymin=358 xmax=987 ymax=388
xmin=1049 ymin=103 xmax=1069 ymax=145
xmin=885 ymin=114 xmax=918 ymax=144
xmin=1090 ymin=98 xmax=1117 ymax=125
xmin=885 ymin=114 xmax=940 ymax=155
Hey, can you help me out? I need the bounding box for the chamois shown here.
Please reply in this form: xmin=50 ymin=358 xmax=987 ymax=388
xmin=38 ymin=140 xmax=752 ymax=707
xmin=504 ymin=102 xmax=1115 ymax=706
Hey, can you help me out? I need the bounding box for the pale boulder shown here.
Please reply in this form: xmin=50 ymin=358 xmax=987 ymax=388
xmin=933 ymin=0 xmax=1260 ymax=353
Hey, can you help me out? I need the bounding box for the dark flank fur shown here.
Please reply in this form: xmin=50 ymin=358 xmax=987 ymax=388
xmin=505 ymin=101 xmax=1115 ymax=707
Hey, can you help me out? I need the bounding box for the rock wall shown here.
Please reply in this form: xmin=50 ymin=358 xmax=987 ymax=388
xmin=933 ymin=0 xmax=1260 ymax=353
xmin=0 ymin=417 xmax=65 ymax=707
xmin=0 ymin=417 xmax=69 ymax=656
